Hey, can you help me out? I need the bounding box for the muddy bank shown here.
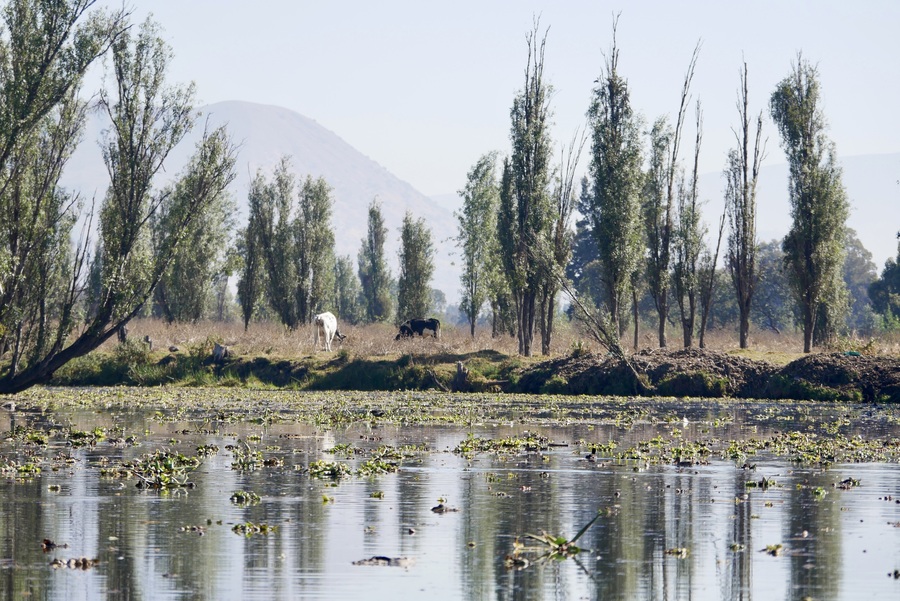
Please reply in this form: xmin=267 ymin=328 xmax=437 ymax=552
xmin=515 ymin=348 xmax=900 ymax=402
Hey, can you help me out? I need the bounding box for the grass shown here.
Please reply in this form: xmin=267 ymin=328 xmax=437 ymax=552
xmin=44 ymin=316 xmax=900 ymax=393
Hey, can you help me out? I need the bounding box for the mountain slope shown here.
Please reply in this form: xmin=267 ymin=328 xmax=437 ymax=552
xmin=61 ymin=100 xmax=462 ymax=305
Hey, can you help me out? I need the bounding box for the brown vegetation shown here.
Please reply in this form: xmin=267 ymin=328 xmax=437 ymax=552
xmin=110 ymin=317 xmax=900 ymax=363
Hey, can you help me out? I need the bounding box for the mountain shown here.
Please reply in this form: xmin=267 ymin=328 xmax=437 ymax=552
xmin=60 ymin=100 xmax=462 ymax=304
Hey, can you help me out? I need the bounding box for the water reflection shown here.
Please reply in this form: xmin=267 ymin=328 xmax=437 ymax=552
xmin=0 ymin=397 xmax=897 ymax=600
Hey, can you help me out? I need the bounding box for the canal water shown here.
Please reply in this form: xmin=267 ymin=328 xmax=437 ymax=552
xmin=0 ymin=393 xmax=898 ymax=600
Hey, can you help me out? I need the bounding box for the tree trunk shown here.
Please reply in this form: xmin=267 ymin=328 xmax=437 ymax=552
xmin=541 ymin=291 xmax=555 ymax=356
xmin=632 ymin=288 xmax=640 ymax=351
xmin=657 ymin=290 xmax=667 ymax=348
xmin=803 ymin=305 xmax=814 ymax=353
xmin=739 ymin=307 xmax=750 ymax=349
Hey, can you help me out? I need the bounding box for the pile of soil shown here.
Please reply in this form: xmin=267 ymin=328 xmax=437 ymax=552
xmin=516 ymin=348 xmax=900 ymax=401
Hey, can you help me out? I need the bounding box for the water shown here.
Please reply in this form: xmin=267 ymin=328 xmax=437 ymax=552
xmin=0 ymin=392 xmax=898 ymax=600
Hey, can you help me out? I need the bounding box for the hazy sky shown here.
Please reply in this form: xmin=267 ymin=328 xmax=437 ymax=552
xmin=92 ymin=1 xmax=900 ymax=197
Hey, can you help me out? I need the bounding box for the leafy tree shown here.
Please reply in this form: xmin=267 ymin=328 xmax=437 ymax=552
xmin=770 ymin=55 xmax=850 ymax=352
xmin=642 ymin=117 xmax=674 ymax=346
xmin=455 ymin=151 xmax=500 ymax=337
xmin=251 ymin=158 xmax=299 ymax=329
xmin=498 ymin=21 xmax=554 ymax=356
xmin=868 ymin=234 xmax=900 ymax=326
xmin=0 ymin=9 xmax=236 ymax=395
xmin=725 ymin=62 xmax=765 ymax=349
xmin=396 ymin=211 xmax=435 ymax=322
xmin=357 ymin=199 xmax=392 ymax=323
xmin=752 ymin=239 xmax=793 ymax=334
xmin=152 ymin=187 xmax=235 ymax=322
xmin=294 ymin=175 xmax=336 ymax=323
xmin=237 ymin=173 xmax=268 ymax=330
xmin=333 ymin=255 xmax=363 ymax=325
xmin=842 ymin=229 xmax=878 ymax=333
xmin=586 ymin=21 xmax=644 ymax=340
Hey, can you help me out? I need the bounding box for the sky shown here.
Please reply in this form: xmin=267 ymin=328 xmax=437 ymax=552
xmin=88 ymin=0 xmax=900 ymax=199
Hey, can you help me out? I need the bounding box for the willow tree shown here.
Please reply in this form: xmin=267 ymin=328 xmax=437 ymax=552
xmin=0 ymin=10 xmax=236 ymax=393
xmin=770 ymin=55 xmax=849 ymax=352
xmin=152 ymin=186 xmax=235 ymax=323
xmin=725 ymin=61 xmax=765 ymax=349
xmin=498 ymin=21 xmax=554 ymax=357
xmin=586 ymin=22 xmax=644 ymax=342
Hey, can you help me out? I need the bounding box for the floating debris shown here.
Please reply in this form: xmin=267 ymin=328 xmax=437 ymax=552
xmin=50 ymin=557 xmax=99 ymax=569
xmin=352 ymin=556 xmax=415 ymax=568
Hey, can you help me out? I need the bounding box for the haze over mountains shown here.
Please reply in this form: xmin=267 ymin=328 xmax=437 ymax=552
xmin=61 ymin=101 xmax=463 ymax=302
xmin=61 ymin=100 xmax=899 ymax=310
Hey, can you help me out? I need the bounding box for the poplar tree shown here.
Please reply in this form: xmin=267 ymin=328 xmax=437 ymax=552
xmin=455 ymin=152 xmax=500 ymax=337
xmin=333 ymin=255 xmax=363 ymax=325
xmin=642 ymin=44 xmax=699 ymax=348
xmin=294 ymin=175 xmax=336 ymax=323
xmin=396 ymin=211 xmax=435 ymax=322
xmin=725 ymin=62 xmax=765 ymax=349
xmin=499 ymin=21 xmax=554 ymax=356
xmin=357 ymin=199 xmax=392 ymax=323
xmin=251 ymin=159 xmax=299 ymax=329
xmin=153 ymin=187 xmax=235 ymax=323
xmin=672 ymin=103 xmax=705 ymax=348
xmin=770 ymin=55 xmax=849 ymax=352
xmin=586 ymin=22 xmax=643 ymax=340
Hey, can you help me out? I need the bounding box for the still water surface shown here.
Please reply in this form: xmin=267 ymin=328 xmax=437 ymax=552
xmin=0 ymin=392 xmax=898 ymax=600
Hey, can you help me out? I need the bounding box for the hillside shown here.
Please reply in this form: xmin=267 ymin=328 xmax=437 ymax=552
xmin=60 ymin=100 xmax=462 ymax=304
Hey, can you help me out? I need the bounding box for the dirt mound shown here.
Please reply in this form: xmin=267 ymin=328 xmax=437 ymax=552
xmin=773 ymin=353 xmax=900 ymax=401
xmin=516 ymin=348 xmax=900 ymax=401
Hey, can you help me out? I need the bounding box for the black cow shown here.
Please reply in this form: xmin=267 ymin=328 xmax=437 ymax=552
xmin=395 ymin=318 xmax=441 ymax=340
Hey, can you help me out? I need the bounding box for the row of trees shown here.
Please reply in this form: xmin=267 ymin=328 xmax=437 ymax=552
xmin=455 ymin=19 xmax=886 ymax=356
xmin=234 ymin=159 xmax=437 ymax=332
xmin=0 ymin=4 xmax=896 ymax=394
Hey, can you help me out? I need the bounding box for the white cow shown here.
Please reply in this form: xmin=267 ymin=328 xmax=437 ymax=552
xmin=314 ymin=312 xmax=346 ymax=351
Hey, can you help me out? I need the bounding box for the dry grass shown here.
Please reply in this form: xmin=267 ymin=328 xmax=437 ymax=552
xmin=107 ymin=317 xmax=900 ymax=363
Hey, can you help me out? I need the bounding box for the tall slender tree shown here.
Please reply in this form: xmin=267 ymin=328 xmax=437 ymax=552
xmin=294 ymin=175 xmax=336 ymax=323
xmin=642 ymin=43 xmax=699 ymax=348
xmin=237 ymin=194 xmax=264 ymax=331
xmin=725 ymin=61 xmax=765 ymax=349
xmin=455 ymin=152 xmax=500 ymax=337
xmin=499 ymin=21 xmax=554 ymax=356
xmin=396 ymin=211 xmax=435 ymax=322
xmin=539 ymin=131 xmax=584 ymax=355
xmin=357 ymin=199 xmax=392 ymax=323
xmin=333 ymin=255 xmax=363 ymax=325
xmin=672 ymin=102 xmax=705 ymax=347
xmin=152 ymin=186 xmax=235 ymax=323
xmin=770 ymin=55 xmax=850 ymax=352
xmin=251 ymin=158 xmax=299 ymax=329
xmin=586 ymin=19 xmax=644 ymax=340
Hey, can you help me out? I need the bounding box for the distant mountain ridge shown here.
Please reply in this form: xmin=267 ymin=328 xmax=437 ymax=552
xmin=61 ymin=100 xmax=462 ymax=304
